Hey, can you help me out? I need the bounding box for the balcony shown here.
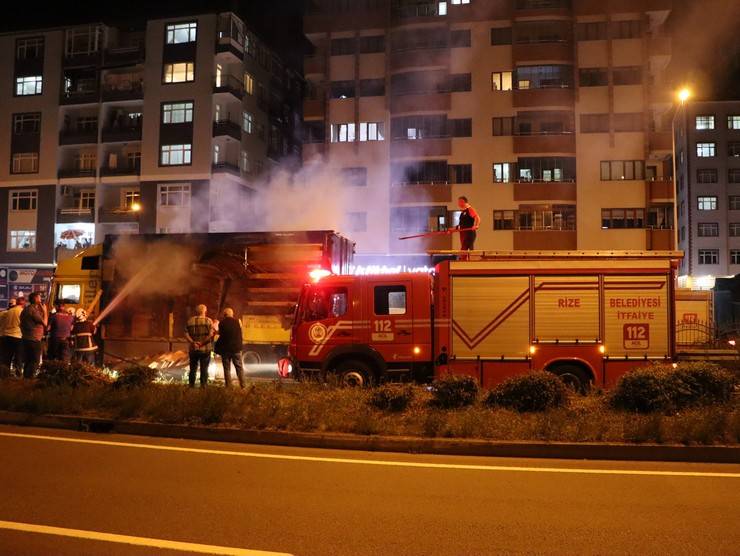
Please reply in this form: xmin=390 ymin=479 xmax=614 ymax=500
xmin=213 ymin=120 xmax=241 ymax=140
xmin=513 ymin=133 xmax=575 ymax=154
xmin=56 ymin=207 xmax=95 ymax=224
xmin=514 ymin=0 xmax=571 ymax=17
xmin=390 ymin=183 xmax=452 ymax=203
xmin=60 ymin=89 xmax=100 ymax=105
xmin=513 ymin=181 xmax=576 ymax=201
xmin=213 ymin=75 xmax=244 ymax=99
xmin=647 ymin=228 xmax=674 ymax=250
xmin=512 ymin=42 xmax=573 ymax=64
xmin=212 ymin=162 xmax=241 ymax=176
xmin=513 ymin=230 xmax=577 ymax=250
xmin=390 ymin=138 xmax=451 ymax=158
xmin=649 ymin=130 xmax=672 ymax=152
xmin=101 ymin=126 xmax=142 ymax=143
xmin=391 ymin=92 xmax=451 ymax=113
xmin=58 ymin=168 xmax=96 ymax=179
xmin=102 ymin=81 xmax=143 ymax=102
xmin=648 ymin=179 xmax=674 ymax=203
xmin=103 ymin=46 xmax=145 ymax=67
xmin=390 ymin=48 xmax=449 ymax=71
xmin=100 ymin=164 xmax=141 ymax=177
xmin=513 ymin=88 xmax=574 ymax=108
xmin=63 ymin=51 xmax=102 ymax=68
xmin=99 ymin=206 xmax=140 ymax=223
xmin=59 ymin=129 xmax=98 ymax=145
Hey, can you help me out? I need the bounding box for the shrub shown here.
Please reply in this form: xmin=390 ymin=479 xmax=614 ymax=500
xmin=484 ymin=371 xmax=570 ymax=413
xmin=430 ymin=374 xmax=478 ymax=409
xmin=610 ymin=363 xmax=737 ymax=413
xmin=0 ymin=364 xmax=11 ymax=379
xmin=369 ymin=384 xmax=414 ymax=412
xmin=36 ymin=360 xmax=111 ymax=388
xmin=114 ymin=365 xmax=159 ymax=389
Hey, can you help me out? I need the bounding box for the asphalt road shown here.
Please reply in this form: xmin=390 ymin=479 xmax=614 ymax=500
xmin=0 ymin=425 xmax=738 ymax=556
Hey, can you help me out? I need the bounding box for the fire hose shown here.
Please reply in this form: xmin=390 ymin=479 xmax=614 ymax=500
xmin=398 ymin=227 xmax=476 ymax=240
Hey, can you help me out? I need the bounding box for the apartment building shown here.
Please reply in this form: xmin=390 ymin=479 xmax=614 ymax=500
xmin=0 ymin=11 xmax=302 ymax=302
xmin=303 ymin=0 xmax=676 ymax=257
xmin=674 ymin=100 xmax=740 ymax=288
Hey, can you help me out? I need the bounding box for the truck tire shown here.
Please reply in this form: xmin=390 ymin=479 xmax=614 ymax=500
xmin=242 ymin=350 xmax=261 ymax=365
xmin=549 ymin=364 xmax=592 ymax=394
xmin=333 ymin=359 xmax=375 ymax=388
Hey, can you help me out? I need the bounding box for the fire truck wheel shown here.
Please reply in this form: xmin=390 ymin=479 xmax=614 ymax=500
xmin=242 ymin=351 xmax=261 ymax=365
xmin=334 ymin=359 xmax=375 ymax=388
xmin=549 ymin=364 xmax=592 ymax=394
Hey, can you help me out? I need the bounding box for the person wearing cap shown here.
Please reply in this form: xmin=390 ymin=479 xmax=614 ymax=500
xmin=72 ymin=308 xmax=98 ymax=365
xmin=20 ymin=292 xmax=48 ymax=378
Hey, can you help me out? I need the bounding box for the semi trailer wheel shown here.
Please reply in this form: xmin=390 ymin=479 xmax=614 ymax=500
xmin=549 ymin=364 xmax=591 ymax=394
xmin=334 ymin=359 xmax=375 ymax=388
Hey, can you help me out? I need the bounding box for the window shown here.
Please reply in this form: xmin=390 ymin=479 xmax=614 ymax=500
xmin=514 ymin=65 xmax=573 ymax=89
xmin=240 ymin=150 xmax=251 ymax=173
xmin=16 ymin=37 xmax=44 ymax=59
xmin=492 ymin=117 xmax=514 ymax=136
xmin=160 ymin=144 xmax=192 ymax=166
xmin=576 ymin=21 xmax=608 ymax=41
xmin=162 ymin=102 xmax=193 ymax=124
xmin=163 ymin=62 xmax=195 ymax=83
xmin=599 ymin=160 xmax=644 ymax=180
xmin=449 ymin=73 xmax=471 ymax=92
xmin=732 ymin=251 xmax=740 ymax=265
xmin=729 ymin=169 xmax=740 ymax=183
xmin=13 ymin=113 xmax=41 ymax=134
xmin=448 ymin=164 xmax=472 ymax=184
xmin=123 ymin=189 xmax=141 ymax=209
xmin=303 ymin=286 xmax=348 ymax=321
xmin=359 ymin=35 xmax=385 ymax=53
xmin=519 ymin=157 xmax=576 ymax=182
xmin=580 ymin=114 xmax=609 ymax=133
xmin=493 ymin=210 xmax=514 ymax=230
xmin=359 ymin=78 xmax=385 ymax=97
xmin=359 ymin=121 xmax=384 ymax=141
xmin=697 ymin=222 xmax=719 ymax=237
xmin=374 ymin=285 xmax=407 ymax=315
xmin=696 ymin=142 xmax=716 ymax=157
xmin=166 ymin=22 xmax=197 ymax=44
xmin=449 ymin=118 xmax=472 ymax=137
xmin=601 ymin=208 xmax=645 ymax=229
xmin=613 ymin=113 xmax=642 ymax=132
xmin=730 ymin=196 xmax=740 ymax=210
xmin=491 ymin=71 xmax=512 ymax=91
xmin=697 ymin=196 xmax=718 ymax=210
xmin=340 ymin=167 xmax=367 ymax=186
xmin=330 ymin=123 xmax=356 ymax=143
xmin=8 ymin=230 xmax=36 ymax=252
xmin=158 ymin=183 xmax=190 ymax=207
xmin=578 ymin=67 xmax=608 ymax=87
xmin=11 ymin=153 xmax=39 ymax=174
xmin=75 ymin=153 xmax=96 ymax=171
xmin=244 ymin=73 xmax=254 ymax=95
xmin=450 ymin=29 xmax=471 ymax=47
xmin=697 ymin=169 xmax=718 ymax=183
xmin=330 ymin=80 xmax=355 ymax=99
xmin=450 ymin=0 xmax=470 ymax=4
xmin=730 ymin=223 xmax=740 ymax=237
xmin=695 ymin=115 xmax=715 ymax=130
xmin=346 ymin=212 xmax=367 ymax=232
xmin=612 ymin=66 xmax=641 ymax=85
xmin=610 ymin=20 xmax=641 ymax=39
xmin=391 ymin=115 xmax=447 ymax=140
xmin=729 ymin=143 xmax=740 ymax=157
xmin=303 ymin=121 xmax=325 ymax=144
xmin=10 ymin=190 xmax=37 ymax=211
xmin=57 ymin=284 xmax=81 ymax=304
xmin=330 ymin=37 xmax=355 ymax=56
xmin=493 ymin=162 xmax=516 ymax=183
xmin=728 ymin=115 xmax=740 ymax=130
xmin=243 ymin=111 xmax=254 ymax=134
xmin=490 ymin=27 xmax=512 ymax=45
xmin=698 ymin=249 xmax=719 ymax=265
xmin=15 ymin=75 xmax=42 ymax=96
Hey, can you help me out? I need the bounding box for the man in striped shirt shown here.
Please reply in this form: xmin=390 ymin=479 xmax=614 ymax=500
xmin=185 ymin=304 xmax=215 ymax=388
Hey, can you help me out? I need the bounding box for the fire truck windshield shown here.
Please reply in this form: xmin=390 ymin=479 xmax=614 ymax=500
xmin=301 ymin=285 xmax=348 ymax=322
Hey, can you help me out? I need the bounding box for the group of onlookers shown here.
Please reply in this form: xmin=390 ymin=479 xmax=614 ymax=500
xmin=185 ymin=304 xmax=245 ymax=388
xmin=0 ymin=294 xmax=98 ymax=378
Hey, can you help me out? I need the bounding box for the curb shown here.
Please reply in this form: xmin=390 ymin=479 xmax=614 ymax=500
xmin=0 ymin=411 xmax=738 ymax=464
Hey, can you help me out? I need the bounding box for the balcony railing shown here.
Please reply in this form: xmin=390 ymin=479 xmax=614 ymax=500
xmin=58 ymin=168 xmax=96 ymax=179
xmin=100 ymin=164 xmax=141 ymax=177
xmin=213 ymin=75 xmax=244 ymax=99
xmin=56 ymin=207 xmax=95 ymax=223
xmin=101 ymin=126 xmax=142 ymax=143
xmin=60 ymin=89 xmax=100 ymax=105
xmin=213 ymin=120 xmax=242 ymax=140
xmin=212 ymin=162 xmax=241 ymax=176
xmin=102 ymin=81 xmax=143 ymax=102
xmin=103 ymin=46 xmax=145 ymax=67
xmin=99 ymin=207 xmax=140 ymax=223
xmin=59 ymin=128 xmax=98 ymax=145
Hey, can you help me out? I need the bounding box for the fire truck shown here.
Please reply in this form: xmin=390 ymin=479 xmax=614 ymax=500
xmin=282 ymin=251 xmax=682 ymax=391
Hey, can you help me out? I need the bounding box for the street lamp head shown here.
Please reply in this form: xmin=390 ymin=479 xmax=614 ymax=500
xmin=677 ymin=87 xmax=692 ymax=104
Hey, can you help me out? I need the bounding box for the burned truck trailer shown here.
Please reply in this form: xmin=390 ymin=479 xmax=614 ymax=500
xmin=51 ymin=231 xmax=354 ymax=364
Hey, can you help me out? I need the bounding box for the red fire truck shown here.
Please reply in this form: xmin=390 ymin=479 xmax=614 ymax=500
xmin=281 ymin=251 xmax=681 ymax=391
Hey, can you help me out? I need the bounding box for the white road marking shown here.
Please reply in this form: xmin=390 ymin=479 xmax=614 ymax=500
xmin=0 ymin=520 xmax=292 ymax=555
xmin=1 ymin=431 xmax=738 ymax=479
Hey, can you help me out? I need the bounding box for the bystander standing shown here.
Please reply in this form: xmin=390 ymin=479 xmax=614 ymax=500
xmin=215 ymin=307 xmax=245 ymax=388
xmin=2 ymin=297 xmax=24 ymax=376
xmin=185 ymin=304 xmax=215 ymax=388
xmin=20 ymin=292 xmax=48 ymax=378
xmin=48 ymin=301 xmax=74 ymax=362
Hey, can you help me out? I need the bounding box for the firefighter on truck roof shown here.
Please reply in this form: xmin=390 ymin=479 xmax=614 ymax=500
xmin=456 ymin=196 xmax=480 ymax=252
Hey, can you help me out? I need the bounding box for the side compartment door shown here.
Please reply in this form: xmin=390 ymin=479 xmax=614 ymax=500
xmin=366 ymin=279 xmax=414 ymax=363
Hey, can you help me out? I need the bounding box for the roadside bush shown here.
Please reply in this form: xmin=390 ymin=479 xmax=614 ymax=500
xmin=0 ymin=364 xmax=11 ymax=379
xmin=430 ymin=374 xmax=478 ymax=409
xmin=484 ymin=371 xmax=570 ymax=413
xmin=369 ymin=383 xmax=414 ymax=412
xmin=36 ymin=360 xmax=111 ymax=388
xmin=610 ymin=363 xmax=737 ymax=413
xmin=114 ymin=365 xmax=159 ymax=389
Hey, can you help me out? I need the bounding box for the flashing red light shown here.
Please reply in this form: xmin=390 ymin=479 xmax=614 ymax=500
xmin=309 ymin=268 xmax=332 ymax=283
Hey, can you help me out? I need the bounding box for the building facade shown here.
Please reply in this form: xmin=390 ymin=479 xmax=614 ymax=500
xmin=303 ymin=0 xmax=676 ymax=257
xmin=0 ymin=11 xmax=302 ymax=304
xmin=674 ymin=100 xmax=740 ymax=288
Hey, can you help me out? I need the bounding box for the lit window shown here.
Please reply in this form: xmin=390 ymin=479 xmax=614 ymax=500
xmin=599 ymin=160 xmax=645 ymax=180
xmin=450 ymin=0 xmax=470 ymax=3
xmin=438 ymin=2 xmax=447 ymax=15
xmin=15 ymin=75 xmax=42 ymax=96
xmin=8 ymin=230 xmax=36 ymax=252
xmin=696 ymin=142 xmax=716 ymax=157
xmin=10 ymin=190 xmax=37 ymax=211
xmin=359 ymin=122 xmax=384 ymax=141
xmin=697 ymin=196 xmax=718 ymax=211
xmin=330 ymin=123 xmax=356 ymax=143
xmin=160 ymin=144 xmax=192 ymax=166
xmin=491 ymin=71 xmax=512 ymax=91
xmin=728 ymin=115 xmax=740 ymax=130
xmin=166 ymin=22 xmax=197 ymax=44
xmin=11 ymin=153 xmax=39 ymax=174
xmin=123 ymin=189 xmax=140 ymax=209
xmin=493 ymin=162 xmax=515 ymax=183
xmin=244 ymin=73 xmax=254 ymax=95
xmin=240 ymin=150 xmax=251 ymax=173
xmin=162 ymin=102 xmax=193 ymax=123
xmin=158 ymin=183 xmax=191 ymax=207
xmin=695 ymin=115 xmax=715 ymax=130
xmin=163 ymin=62 xmax=195 ymax=83
xmin=243 ymin=111 xmax=254 ymax=134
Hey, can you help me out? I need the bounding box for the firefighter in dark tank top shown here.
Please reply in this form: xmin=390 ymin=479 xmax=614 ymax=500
xmin=456 ymin=196 xmax=480 ymax=251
